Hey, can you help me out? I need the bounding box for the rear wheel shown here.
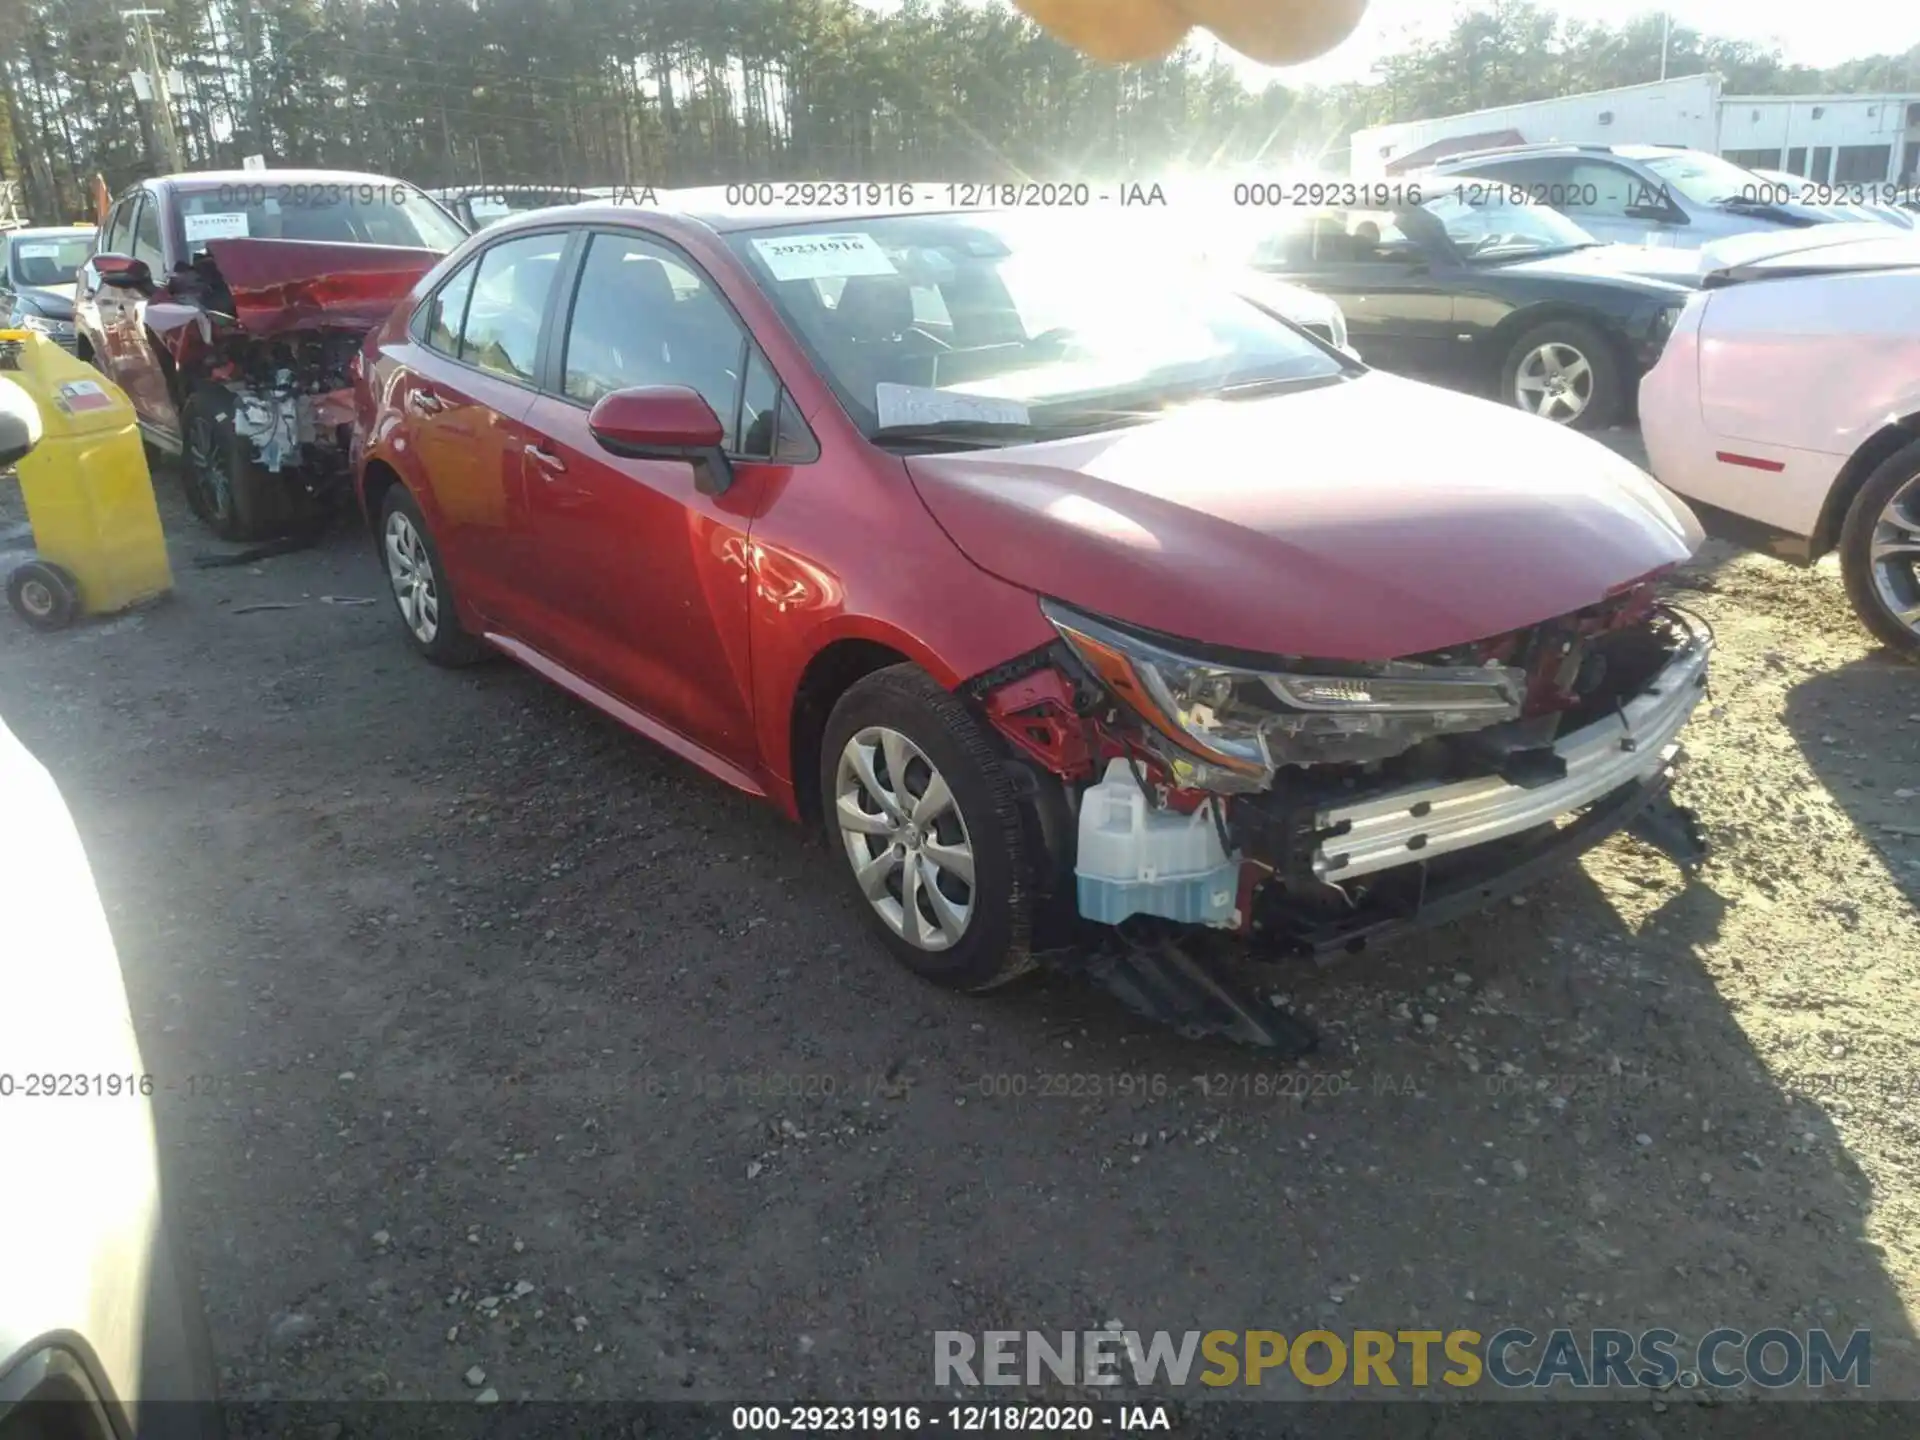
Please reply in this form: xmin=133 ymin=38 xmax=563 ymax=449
xmin=379 ymin=484 xmax=488 ymax=666
xmin=819 ymin=665 xmax=1039 ymax=993
xmin=1500 ymin=319 xmax=1623 ymax=431
xmin=180 ymin=382 xmax=278 ymax=541
xmin=1839 ymin=438 xmax=1920 ymax=661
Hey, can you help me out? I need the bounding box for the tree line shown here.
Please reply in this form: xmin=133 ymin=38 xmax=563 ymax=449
xmin=2 ymin=0 xmax=1916 ymax=223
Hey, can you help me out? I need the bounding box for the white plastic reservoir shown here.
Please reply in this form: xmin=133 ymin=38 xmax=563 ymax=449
xmin=1075 ymin=758 xmax=1243 ymax=928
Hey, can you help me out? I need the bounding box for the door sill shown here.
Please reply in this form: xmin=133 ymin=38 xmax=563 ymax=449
xmin=138 ymin=419 xmax=184 ymax=456
xmin=483 ymin=633 xmax=767 ymax=800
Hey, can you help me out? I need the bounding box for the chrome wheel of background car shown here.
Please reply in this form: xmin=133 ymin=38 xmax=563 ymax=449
xmin=833 ymin=725 xmax=976 ymax=952
xmin=1870 ymin=473 xmax=1920 ymax=637
xmin=1514 ymin=342 xmax=1594 ymax=424
xmin=384 ymin=510 xmax=440 ymax=645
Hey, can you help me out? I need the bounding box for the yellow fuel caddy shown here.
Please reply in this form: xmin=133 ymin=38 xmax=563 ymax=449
xmin=1 ymin=330 xmax=171 ymax=630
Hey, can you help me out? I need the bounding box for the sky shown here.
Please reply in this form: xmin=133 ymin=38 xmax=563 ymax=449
xmin=851 ymin=1 xmax=1915 ymax=87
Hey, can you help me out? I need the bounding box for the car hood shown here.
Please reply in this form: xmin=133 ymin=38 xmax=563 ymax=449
xmin=1493 ymin=245 xmax=1701 ymax=293
xmin=198 ymin=238 xmax=442 ymax=338
xmin=14 ymin=283 xmax=75 ymax=319
xmin=905 ymin=372 xmax=1703 ymax=661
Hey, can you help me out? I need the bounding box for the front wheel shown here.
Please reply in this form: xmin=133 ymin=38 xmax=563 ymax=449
xmin=819 ymin=665 xmax=1040 ymax=993
xmin=1500 ymin=320 xmax=1623 ymax=431
xmin=1839 ymin=438 xmax=1920 ymax=661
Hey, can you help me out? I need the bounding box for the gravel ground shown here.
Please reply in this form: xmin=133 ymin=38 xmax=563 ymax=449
xmin=2 ymin=436 xmax=1917 ymax=1413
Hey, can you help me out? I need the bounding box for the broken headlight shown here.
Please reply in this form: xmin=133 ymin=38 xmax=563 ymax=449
xmin=1043 ymin=599 xmax=1526 ymax=786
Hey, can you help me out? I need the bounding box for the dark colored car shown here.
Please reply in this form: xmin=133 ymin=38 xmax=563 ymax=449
xmin=1249 ymin=179 xmax=1698 ymax=429
xmin=352 ymin=201 xmax=1712 ymax=999
xmin=1 ymin=227 xmax=96 ymax=353
xmin=74 ymin=169 xmax=467 ymax=540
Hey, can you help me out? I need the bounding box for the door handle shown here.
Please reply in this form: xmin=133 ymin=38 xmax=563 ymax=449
xmin=407 ymin=390 xmax=444 ymax=416
xmin=526 ymin=444 xmax=567 ymax=475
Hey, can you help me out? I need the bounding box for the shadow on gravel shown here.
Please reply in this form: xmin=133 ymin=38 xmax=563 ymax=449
xmin=1781 ymin=654 xmax=1920 ymax=916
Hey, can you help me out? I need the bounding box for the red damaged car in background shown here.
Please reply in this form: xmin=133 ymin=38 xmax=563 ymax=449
xmin=76 ymin=169 xmax=467 ymax=540
xmin=353 ymin=202 xmax=1714 ymax=1033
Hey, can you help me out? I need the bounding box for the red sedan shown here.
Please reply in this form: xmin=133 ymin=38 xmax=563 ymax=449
xmin=353 ymin=201 xmax=1713 ymax=996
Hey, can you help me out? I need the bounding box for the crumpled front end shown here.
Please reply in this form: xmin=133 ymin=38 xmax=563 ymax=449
xmin=966 ymin=580 xmax=1712 ymax=958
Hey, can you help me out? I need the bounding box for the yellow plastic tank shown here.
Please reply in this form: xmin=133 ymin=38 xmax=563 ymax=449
xmin=1 ymin=330 xmax=171 ymax=629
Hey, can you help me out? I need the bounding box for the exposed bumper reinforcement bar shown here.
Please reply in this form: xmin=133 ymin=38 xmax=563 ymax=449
xmin=1266 ymin=758 xmax=1700 ymax=961
xmin=1316 ymin=614 xmax=1712 ymax=881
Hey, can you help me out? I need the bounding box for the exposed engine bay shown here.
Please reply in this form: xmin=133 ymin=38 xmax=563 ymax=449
xmin=965 ymin=581 xmax=1713 ymax=961
xmin=169 ymin=253 xmax=363 ymax=498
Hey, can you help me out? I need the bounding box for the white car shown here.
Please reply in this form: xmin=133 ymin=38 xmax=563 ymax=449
xmin=0 ymin=387 xmax=219 ymax=1439
xmin=1639 ymin=228 xmax=1920 ymax=657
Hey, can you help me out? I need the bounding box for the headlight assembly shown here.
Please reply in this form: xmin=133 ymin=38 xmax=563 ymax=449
xmin=1043 ymin=599 xmax=1526 ymax=787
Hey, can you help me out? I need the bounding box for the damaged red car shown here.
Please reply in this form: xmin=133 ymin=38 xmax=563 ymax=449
xmin=76 ymin=169 xmax=467 ymax=539
xmin=354 ymin=202 xmax=1714 ymax=1001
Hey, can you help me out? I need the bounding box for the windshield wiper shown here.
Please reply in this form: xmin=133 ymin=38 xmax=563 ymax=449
xmin=867 ymin=410 xmax=1155 ymax=449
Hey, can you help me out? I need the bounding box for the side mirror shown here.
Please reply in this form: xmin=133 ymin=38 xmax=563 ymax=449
xmin=92 ymin=253 xmax=153 ymax=290
xmin=587 ymin=385 xmax=734 ymax=496
xmin=0 ymin=378 xmax=44 ymax=468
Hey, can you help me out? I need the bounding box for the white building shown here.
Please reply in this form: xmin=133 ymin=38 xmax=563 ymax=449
xmin=1351 ymin=75 xmax=1920 ymax=185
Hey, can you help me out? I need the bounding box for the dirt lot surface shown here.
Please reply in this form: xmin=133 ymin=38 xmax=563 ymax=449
xmin=3 ymin=433 xmax=1918 ymax=1415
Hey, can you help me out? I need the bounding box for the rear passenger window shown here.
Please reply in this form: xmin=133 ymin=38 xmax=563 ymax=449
xmin=420 ymin=261 xmax=477 ymax=356
xmin=460 ymin=232 xmax=567 ymax=382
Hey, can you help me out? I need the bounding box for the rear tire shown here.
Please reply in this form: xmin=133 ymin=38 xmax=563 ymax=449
xmin=1838 ymin=438 xmax=1920 ymax=662
xmin=1500 ymin=319 xmax=1623 ymax=431
xmin=819 ymin=664 xmax=1039 ymax=994
xmin=379 ymin=484 xmax=488 ymax=666
xmin=179 ymin=382 xmax=280 ymax=541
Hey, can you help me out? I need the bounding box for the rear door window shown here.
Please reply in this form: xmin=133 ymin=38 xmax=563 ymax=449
xmin=459 ymin=232 xmax=568 ymax=383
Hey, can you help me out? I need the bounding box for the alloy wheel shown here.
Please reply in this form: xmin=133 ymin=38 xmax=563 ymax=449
xmin=384 ymin=509 xmax=440 ymax=644
xmin=1869 ymin=471 xmax=1920 ymax=639
xmin=833 ymin=725 xmax=976 ymax=952
xmin=1514 ymin=342 xmax=1594 ymax=424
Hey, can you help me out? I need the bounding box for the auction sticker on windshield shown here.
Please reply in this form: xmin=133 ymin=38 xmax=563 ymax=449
xmin=16 ymin=243 xmax=63 ymax=259
xmin=751 ymin=232 xmax=897 ymax=282
xmin=184 ymin=212 xmax=251 ymax=242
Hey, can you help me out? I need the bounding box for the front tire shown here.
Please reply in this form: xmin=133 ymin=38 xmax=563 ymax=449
xmin=1500 ymin=319 xmax=1623 ymax=431
xmin=1839 ymin=438 xmax=1920 ymax=661
xmin=819 ymin=665 xmax=1039 ymax=993
xmin=379 ymin=485 xmax=488 ymax=666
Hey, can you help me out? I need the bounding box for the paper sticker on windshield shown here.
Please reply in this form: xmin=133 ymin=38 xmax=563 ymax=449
xmin=184 ymin=212 xmax=251 ymax=242
xmin=751 ymin=232 xmax=896 ymax=282
xmin=16 ymin=243 xmax=62 ymax=259
xmin=875 ymin=382 xmax=1029 ymax=431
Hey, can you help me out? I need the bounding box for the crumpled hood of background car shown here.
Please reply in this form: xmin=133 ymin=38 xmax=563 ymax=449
xmin=906 ymin=372 xmax=1704 ymax=661
xmin=200 ymin=238 xmax=442 ymax=338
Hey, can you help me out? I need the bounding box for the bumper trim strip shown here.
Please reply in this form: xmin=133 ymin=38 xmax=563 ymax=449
xmin=1314 ymin=615 xmax=1712 ymax=881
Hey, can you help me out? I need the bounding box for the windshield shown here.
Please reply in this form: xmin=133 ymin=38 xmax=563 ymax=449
xmin=1420 ymin=189 xmax=1598 ymax=259
xmin=727 ymin=211 xmax=1345 ymax=438
xmin=1641 ymin=151 xmax=1772 ymax=206
xmin=174 ymin=182 xmax=468 ymax=255
xmin=8 ymin=232 xmax=94 ymax=287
